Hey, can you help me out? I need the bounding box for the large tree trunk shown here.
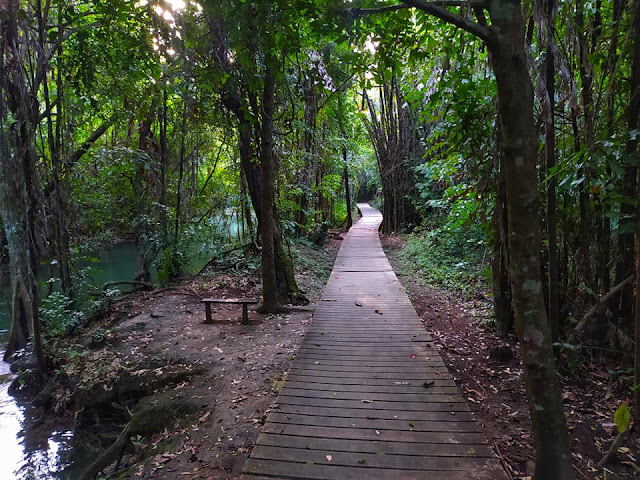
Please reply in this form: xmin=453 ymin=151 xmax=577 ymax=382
xmin=623 ymin=0 xmax=640 ymax=326
xmin=37 ymin=0 xmax=72 ymax=297
xmin=363 ymin=76 xmax=418 ymax=233
xmin=343 ymin=160 xmax=353 ymax=230
xmin=258 ymin=55 xmax=280 ymax=312
xmin=542 ymin=0 xmax=560 ymax=340
xmin=630 ymin=0 xmax=640 ymax=425
xmin=487 ymin=4 xmax=572 ymax=478
xmin=296 ymin=77 xmax=317 ymax=237
xmin=575 ymin=6 xmax=596 ymax=292
xmin=492 ymin=156 xmax=514 ymax=338
xmin=0 ymin=1 xmax=45 ymax=371
xmin=398 ymin=2 xmax=572 ymax=474
xmin=135 ymin=110 xmax=160 ymax=283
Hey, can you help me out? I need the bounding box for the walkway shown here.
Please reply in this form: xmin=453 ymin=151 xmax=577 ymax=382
xmin=240 ymin=204 xmax=507 ymax=480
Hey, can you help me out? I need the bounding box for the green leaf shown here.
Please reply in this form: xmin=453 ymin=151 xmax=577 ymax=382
xmin=614 ymin=404 xmax=631 ymax=434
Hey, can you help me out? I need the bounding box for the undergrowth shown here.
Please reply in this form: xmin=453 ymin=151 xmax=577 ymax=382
xmin=393 ymin=222 xmax=490 ymax=295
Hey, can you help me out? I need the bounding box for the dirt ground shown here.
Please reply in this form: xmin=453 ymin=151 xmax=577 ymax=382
xmin=382 ymin=234 xmax=639 ymax=480
xmin=41 ymin=234 xmax=343 ymax=480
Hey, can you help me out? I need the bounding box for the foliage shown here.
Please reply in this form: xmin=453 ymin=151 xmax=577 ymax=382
xmin=614 ymin=403 xmax=631 ymax=434
xmin=397 ymin=220 xmax=489 ymax=294
xmin=40 ymin=293 xmax=85 ymax=340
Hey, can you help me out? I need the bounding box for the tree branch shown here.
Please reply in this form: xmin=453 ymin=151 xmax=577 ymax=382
xmin=348 ymin=4 xmax=410 ymax=17
xmin=69 ymin=120 xmax=111 ymax=167
xmin=350 ymin=0 xmax=487 ymax=17
xmin=43 ymin=120 xmax=111 ymax=199
xmin=569 ymin=274 xmax=634 ymax=341
xmin=399 ymin=0 xmax=492 ymax=42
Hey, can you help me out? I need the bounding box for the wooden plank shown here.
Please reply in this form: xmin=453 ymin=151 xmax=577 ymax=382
xmin=250 ymin=446 xmax=502 ymax=470
xmin=266 ymin=413 xmax=481 ymax=433
xmin=279 ymin=388 xmax=461 ymax=403
xmin=276 ymin=396 xmax=469 ymax=412
xmin=283 ymin=374 xmax=457 ymax=387
xmin=299 ymin=343 xmax=435 ymax=351
xmin=274 ymin=404 xmax=475 ymax=422
xmin=261 ymin=423 xmax=487 ymax=444
xmin=242 ymin=459 xmax=504 ymax=480
xmin=283 ymin=381 xmax=459 ymax=394
xmin=201 ymin=297 xmax=258 ymax=303
xmin=286 ymin=369 xmax=453 ymax=380
xmin=286 ymin=365 xmax=447 ymax=374
xmin=255 ymin=433 xmax=493 ymax=457
xmin=293 ymin=359 xmax=444 ymax=368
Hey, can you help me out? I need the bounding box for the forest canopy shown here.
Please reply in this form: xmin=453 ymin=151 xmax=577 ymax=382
xmin=2 ymin=0 xmax=640 ymax=478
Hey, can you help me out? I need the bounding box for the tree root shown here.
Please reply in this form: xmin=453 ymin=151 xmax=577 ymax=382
xmin=78 ymin=421 xmax=131 ymax=480
xmin=569 ymin=275 xmax=633 ymax=343
xmin=102 ymin=280 xmax=154 ymax=291
xmin=597 ymin=429 xmax=629 ymax=469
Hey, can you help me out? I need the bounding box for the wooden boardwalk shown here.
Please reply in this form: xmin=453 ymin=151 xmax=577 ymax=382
xmin=240 ymin=204 xmax=507 ymax=480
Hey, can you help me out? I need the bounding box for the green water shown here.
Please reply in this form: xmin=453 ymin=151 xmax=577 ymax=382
xmin=0 ymin=242 xmax=142 ymax=346
xmin=0 ymin=239 xmax=217 ymax=479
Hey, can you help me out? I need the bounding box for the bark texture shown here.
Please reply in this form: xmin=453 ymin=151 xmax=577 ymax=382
xmin=258 ymin=55 xmax=280 ymax=312
xmin=363 ymin=76 xmax=419 ymax=233
xmin=0 ymin=0 xmax=46 ymax=370
xmin=486 ymin=2 xmax=572 ymax=477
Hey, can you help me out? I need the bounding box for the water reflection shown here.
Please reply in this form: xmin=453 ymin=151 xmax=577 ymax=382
xmin=0 ymin=361 xmax=24 ymax=479
xmin=0 ymin=240 xmax=216 ymax=478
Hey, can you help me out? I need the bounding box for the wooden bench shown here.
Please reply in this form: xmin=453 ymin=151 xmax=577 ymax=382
xmin=201 ymin=297 xmax=258 ymax=325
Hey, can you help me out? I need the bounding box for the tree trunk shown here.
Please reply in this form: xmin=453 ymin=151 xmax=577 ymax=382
xmin=135 ymin=110 xmax=160 ymax=283
xmin=233 ymin=95 xmax=304 ymax=305
xmin=543 ymin=0 xmax=560 ymax=340
xmin=621 ymin=0 xmax=640 ymax=323
xmin=159 ymin=88 xmax=169 ymax=241
xmin=0 ymin=2 xmax=45 ymax=371
xmin=258 ymin=55 xmax=280 ymax=312
xmin=37 ymin=0 xmax=72 ymax=297
xmin=363 ymin=77 xmax=418 ymax=234
xmin=575 ymin=6 xmax=597 ymax=292
xmin=173 ymin=99 xmax=188 ymax=250
xmin=343 ymin=159 xmax=353 ymax=230
xmin=487 ymin=4 xmax=572 ymax=478
xmin=631 ymin=0 xmax=640 ymax=424
xmin=398 ymin=4 xmax=573 ymax=473
xmin=296 ymin=77 xmax=317 ymax=237
xmin=492 ymin=158 xmax=513 ymax=338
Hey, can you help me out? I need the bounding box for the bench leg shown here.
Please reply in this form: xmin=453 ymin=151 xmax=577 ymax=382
xmin=242 ymin=303 xmax=249 ymax=325
xmin=204 ymin=303 xmax=212 ymax=324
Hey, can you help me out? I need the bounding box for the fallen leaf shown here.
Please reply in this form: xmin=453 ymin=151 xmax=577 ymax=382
xmin=423 ymin=381 xmax=435 ymax=388
xmin=355 ymin=301 xmax=363 ymax=307
xmin=361 ymin=399 xmax=373 ymax=403
xmin=358 ymin=459 xmax=366 ymax=464
xmin=375 ymin=309 xmax=383 ymax=315
xmin=326 ymin=455 xmax=333 ymax=462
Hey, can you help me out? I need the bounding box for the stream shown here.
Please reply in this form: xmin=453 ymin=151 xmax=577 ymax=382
xmin=0 ymin=240 xmax=217 ymax=479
